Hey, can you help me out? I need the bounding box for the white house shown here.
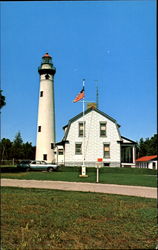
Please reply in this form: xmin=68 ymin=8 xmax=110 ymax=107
xmin=136 ymin=155 xmax=157 ymax=170
xmin=55 ymin=107 xmax=136 ymax=167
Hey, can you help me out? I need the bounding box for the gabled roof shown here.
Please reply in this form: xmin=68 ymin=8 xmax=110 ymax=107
xmin=136 ymin=155 xmax=157 ymax=162
xmin=63 ymin=107 xmax=121 ymax=141
xmin=121 ymin=136 xmax=137 ymax=144
xmin=63 ymin=107 xmax=120 ymax=128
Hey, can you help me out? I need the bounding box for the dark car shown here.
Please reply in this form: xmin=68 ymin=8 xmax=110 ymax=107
xmin=17 ymin=160 xmax=32 ymax=170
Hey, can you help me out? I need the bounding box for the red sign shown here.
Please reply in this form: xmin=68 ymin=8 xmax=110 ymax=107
xmin=97 ymin=158 xmax=103 ymax=162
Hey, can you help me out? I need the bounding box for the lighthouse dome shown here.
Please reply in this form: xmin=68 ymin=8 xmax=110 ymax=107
xmin=42 ymin=53 xmax=52 ymax=58
xmin=38 ymin=52 xmax=56 ymax=75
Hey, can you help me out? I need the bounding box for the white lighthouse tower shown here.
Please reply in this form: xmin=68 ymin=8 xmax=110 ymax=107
xmin=36 ymin=53 xmax=56 ymax=163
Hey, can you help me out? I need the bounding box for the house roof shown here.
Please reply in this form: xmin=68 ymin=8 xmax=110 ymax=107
xmin=121 ymin=136 xmax=137 ymax=144
xmin=55 ymin=140 xmax=69 ymax=146
xmin=62 ymin=107 xmax=121 ymax=141
xmin=136 ymin=155 xmax=157 ymax=162
xmin=63 ymin=107 xmax=120 ymax=128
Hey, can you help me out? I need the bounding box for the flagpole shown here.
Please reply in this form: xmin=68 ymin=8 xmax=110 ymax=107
xmin=80 ymin=79 xmax=88 ymax=177
xmin=73 ymin=79 xmax=88 ymax=177
xmin=80 ymin=78 xmax=88 ymax=177
xmin=82 ymin=79 xmax=85 ymax=169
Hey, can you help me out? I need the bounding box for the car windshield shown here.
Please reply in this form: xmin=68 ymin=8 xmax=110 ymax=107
xmin=20 ymin=161 xmax=30 ymax=164
xmin=31 ymin=161 xmax=36 ymax=164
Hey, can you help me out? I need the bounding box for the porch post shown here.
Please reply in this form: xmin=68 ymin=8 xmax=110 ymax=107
xmin=133 ymin=146 xmax=136 ymax=165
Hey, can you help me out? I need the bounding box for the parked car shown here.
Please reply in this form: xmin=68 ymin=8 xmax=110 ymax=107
xmin=17 ymin=160 xmax=58 ymax=172
xmin=17 ymin=160 xmax=31 ymax=169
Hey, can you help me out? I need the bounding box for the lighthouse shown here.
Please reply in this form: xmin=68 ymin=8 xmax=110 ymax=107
xmin=36 ymin=53 xmax=56 ymax=163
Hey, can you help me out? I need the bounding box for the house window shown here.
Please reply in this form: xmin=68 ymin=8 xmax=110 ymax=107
xmin=43 ymin=154 xmax=47 ymax=161
xmin=75 ymin=143 xmax=82 ymax=155
xmin=78 ymin=122 xmax=85 ymax=137
xmin=103 ymin=143 xmax=110 ymax=158
xmin=38 ymin=126 xmax=41 ymax=132
xmin=58 ymin=149 xmax=64 ymax=155
xmin=121 ymin=146 xmax=133 ymax=163
xmin=40 ymin=91 xmax=43 ymax=97
xmin=51 ymin=143 xmax=54 ymax=149
xmin=100 ymin=122 xmax=107 ymax=137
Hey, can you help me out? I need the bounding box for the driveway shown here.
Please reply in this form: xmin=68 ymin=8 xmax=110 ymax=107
xmin=1 ymin=178 xmax=157 ymax=199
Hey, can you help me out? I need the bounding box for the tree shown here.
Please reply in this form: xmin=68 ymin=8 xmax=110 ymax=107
xmin=23 ymin=142 xmax=35 ymax=159
xmin=0 ymin=138 xmax=12 ymax=160
xmin=0 ymin=90 xmax=6 ymax=109
xmin=13 ymin=132 xmax=23 ymax=146
xmin=137 ymin=134 xmax=158 ymax=157
xmin=147 ymin=134 xmax=158 ymax=155
xmin=0 ymin=133 xmax=35 ymax=161
xmin=12 ymin=132 xmax=24 ymax=159
xmin=137 ymin=138 xmax=146 ymax=157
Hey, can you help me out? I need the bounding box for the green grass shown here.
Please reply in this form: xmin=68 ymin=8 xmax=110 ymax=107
xmin=1 ymin=187 xmax=157 ymax=249
xmin=1 ymin=166 xmax=157 ymax=187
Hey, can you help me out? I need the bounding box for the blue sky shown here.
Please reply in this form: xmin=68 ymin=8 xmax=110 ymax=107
xmin=1 ymin=0 xmax=156 ymax=145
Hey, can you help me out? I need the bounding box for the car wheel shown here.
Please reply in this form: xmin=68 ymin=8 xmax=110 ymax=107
xmin=47 ymin=167 xmax=53 ymax=172
xmin=26 ymin=167 xmax=31 ymax=172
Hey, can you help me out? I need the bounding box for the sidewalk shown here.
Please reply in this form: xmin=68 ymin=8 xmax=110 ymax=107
xmin=1 ymin=178 xmax=157 ymax=198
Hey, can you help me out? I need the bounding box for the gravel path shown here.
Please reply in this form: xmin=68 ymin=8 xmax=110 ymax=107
xmin=1 ymin=178 xmax=157 ymax=198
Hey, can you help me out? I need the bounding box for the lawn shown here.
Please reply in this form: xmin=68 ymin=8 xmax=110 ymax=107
xmin=0 ymin=166 xmax=157 ymax=187
xmin=1 ymin=187 xmax=157 ymax=249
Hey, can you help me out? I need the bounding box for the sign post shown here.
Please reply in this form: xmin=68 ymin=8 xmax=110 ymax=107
xmin=96 ymin=158 xmax=103 ymax=183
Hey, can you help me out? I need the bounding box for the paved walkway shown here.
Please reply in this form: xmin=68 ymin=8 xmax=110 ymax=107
xmin=1 ymin=178 xmax=157 ymax=198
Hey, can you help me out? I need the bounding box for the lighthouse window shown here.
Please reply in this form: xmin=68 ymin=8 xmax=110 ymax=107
xmin=43 ymin=154 xmax=47 ymax=161
xmin=45 ymin=74 xmax=50 ymax=79
xmin=40 ymin=91 xmax=43 ymax=97
xmin=38 ymin=126 xmax=41 ymax=132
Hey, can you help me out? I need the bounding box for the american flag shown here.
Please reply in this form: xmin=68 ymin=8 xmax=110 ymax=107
xmin=73 ymin=87 xmax=85 ymax=103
